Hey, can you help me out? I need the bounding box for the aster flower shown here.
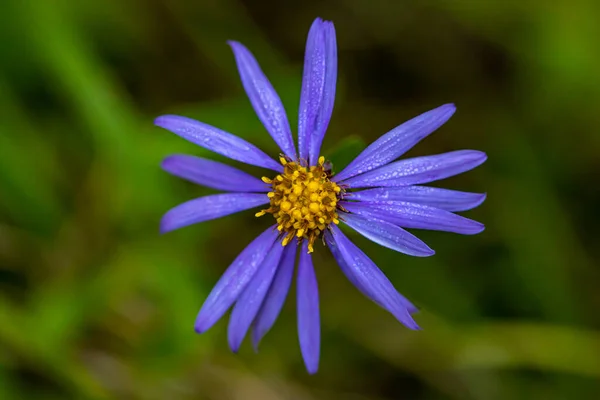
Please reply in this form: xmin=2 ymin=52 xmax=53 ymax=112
xmin=156 ymin=18 xmax=486 ymax=374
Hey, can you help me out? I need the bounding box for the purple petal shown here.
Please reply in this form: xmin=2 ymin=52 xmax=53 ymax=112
xmin=297 ymin=241 xmax=320 ymax=374
xmin=228 ymin=41 xmax=296 ymax=159
xmin=340 ymin=212 xmax=434 ymax=257
xmin=194 ymin=226 xmax=279 ymax=333
xmin=325 ymin=226 xmax=419 ymax=329
xmin=228 ymin=243 xmax=285 ymax=353
xmin=334 ymin=104 xmax=456 ymax=182
xmin=162 ymin=154 xmax=269 ymax=192
xmin=349 ymin=186 xmax=486 ymax=212
xmin=342 ymin=200 xmax=485 ymax=235
xmin=298 ymin=18 xmax=338 ymax=165
xmin=251 ymin=242 xmax=297 ymax=350
xmin=160 ymin=193 xmax=268 ymax=233
xmin=341 ymin=150 xmax=487 ymax=188
xmin=155 ymin=115 xmax=282 ymax=172
xmin=326 ymin=231 xmax=417 ymax=314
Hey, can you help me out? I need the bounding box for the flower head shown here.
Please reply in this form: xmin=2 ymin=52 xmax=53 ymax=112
xmin=156 ymin=17 xmax=486 ymax=374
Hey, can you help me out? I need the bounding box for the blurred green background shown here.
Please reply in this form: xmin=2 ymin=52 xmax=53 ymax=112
xmin=1 ymin=0 xmax=600 ymax=399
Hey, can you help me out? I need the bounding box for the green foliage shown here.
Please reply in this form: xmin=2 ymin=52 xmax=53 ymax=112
xmin=326 ymin=136 xmax=366 ymax=173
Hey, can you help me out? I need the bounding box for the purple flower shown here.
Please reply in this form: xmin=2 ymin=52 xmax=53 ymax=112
xmin=156 ymin=18 xmax=486 ymax=374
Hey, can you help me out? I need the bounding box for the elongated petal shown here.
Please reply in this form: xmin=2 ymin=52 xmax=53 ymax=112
xmin=349 ymin=186 xmax=486 ymax=212
xmin=161 ymin=193 xmax=268 ymax=233
xmin=228 ymin=41 xmax=296 ymax=158
xmin=162 ymin=154 xmax=269 ymax=192
xmin=343 ymin=200 xmax=484 ymax=235
xmin=341 ymin=150 xmax=487 ymax=188
xmin=340 ymin=212 xmax=434 ymax=256
xmin=327 ymin=233 xmax=417 ymax=314
xmin=325 ymin=226 xmax=419 ymax=329
xmin=334 ymin=104 xmax=456 ymax=182
xmin=194 ymin=226 xmax=279 ymax=333
xmin=297 ymin=241 xmax=320 ymax=374
xmin=251 ymin=243 xmax=297 ymax=350
xmin=308 ymin=22 xmax=337 ymax=166
xmin=228 ymin=243 xmax=285 ymax=352
xmin=298 ymin=18 xmax=338 ymax=164
xmin=155 ymin=115 xmax=282 ymax=172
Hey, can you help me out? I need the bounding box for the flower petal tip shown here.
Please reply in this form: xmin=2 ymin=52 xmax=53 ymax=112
xmin=226 ymin=40 xmax=242 ymax=50
xmin=160 ymin=155 xmax=174 ymax=170
xmin=458 ymin=150 xmax=488 ymax=173
xmin=416 ymin=245 xmax=435 ymax=257
xmin=159 ymin=214 xmax=175 ymax=234
xmin=441 ymin=103 xmax=457 ymax=113
xmin=472 ymin=192 xmax=487 ymax=209
xmin=309 ymin=17 xmax=335 ymax=34
xmin=469 ymin=222 xmax=486 ymax=235
xmin=460 ymin=219 xmax=486 ymax=235
xmin=227 ymin=335 xmax=244 ymax=354
xmin=194 ymin=312 xmax=215 ymax=334
xmin=159 ymin=221 xmax=171 ymax=235
xmin=314 ymin=16 xmax=334 ymax=24
xmin=402 ymin=313 xmax=421 ymax=330
xmin=250 ymin=331 xmax=261 ymax=353
xmin=474 ymin=151 xmax=488 ymax=163
xmin=305 ymin=364 xmax=319 ymax=375
xmin=193 ymin=322 xmax=206 ymax=335
xmin=251 ymin=343 xmax=260 ymax=354
xmin=410 ymin=323 xmax=422 ymax=331
xmin=154 ymin=115 xmax=175 ymax=129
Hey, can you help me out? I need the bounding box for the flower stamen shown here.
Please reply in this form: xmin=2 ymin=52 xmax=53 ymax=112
xmin=257 ymin=156 xmax=341 ymax=253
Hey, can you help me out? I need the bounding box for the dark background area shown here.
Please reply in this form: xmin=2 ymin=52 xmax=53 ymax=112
xmin=1 ymin=0 xmax=600 ymax=399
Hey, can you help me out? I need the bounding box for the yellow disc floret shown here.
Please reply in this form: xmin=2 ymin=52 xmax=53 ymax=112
xmin=256 ymin=156 xmax=341 ymax=253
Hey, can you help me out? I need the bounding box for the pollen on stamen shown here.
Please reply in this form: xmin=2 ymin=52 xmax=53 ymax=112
xmin=256 ymin=155 xmax=342 ymax=253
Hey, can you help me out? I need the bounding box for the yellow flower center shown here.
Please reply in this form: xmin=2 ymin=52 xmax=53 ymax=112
xmin=256 ymin=156 xmax=341 ymax=253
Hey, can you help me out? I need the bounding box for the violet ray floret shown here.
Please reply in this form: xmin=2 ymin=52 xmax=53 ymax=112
xmin=162 ymin=154 xmax=270 ymax=193
xmin=297 ymin=241 xmax=321 ymax=374
xmin=325 ymin=227 xmax=420 ymax=330
xmin=348 ymin=186 xmax=486 ymax=212
xmin=334 ymin=103 xmax=457 ymax=182
xmin=342 ymin=200 xmax=485 ymax=235
xmin=228 ymin=41 xmax=297 ymax=159
xmin=160 ymin=193 xmax=269 ymax=234
xmin=251 ymin=242 xmax=298 ymax=351
xmin=228 ymin=243 xmax=285 ymax=353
